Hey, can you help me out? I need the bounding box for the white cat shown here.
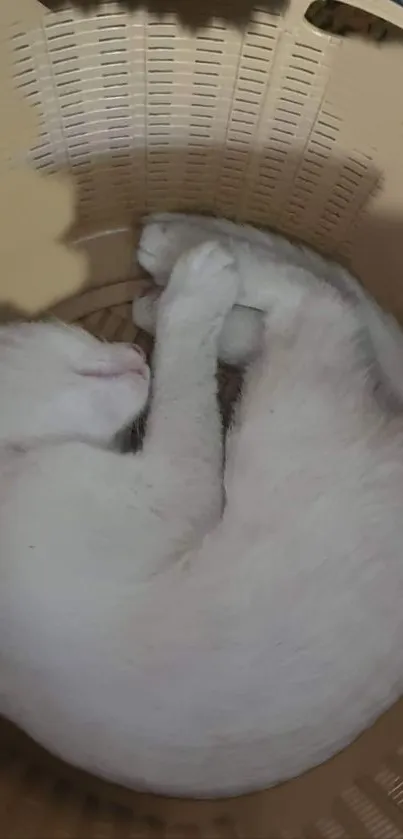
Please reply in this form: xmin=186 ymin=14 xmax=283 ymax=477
xmin=134 ymin=213 xmax=403 ymax=404
xmin=1 ymin=239 xmax=403 ymax=799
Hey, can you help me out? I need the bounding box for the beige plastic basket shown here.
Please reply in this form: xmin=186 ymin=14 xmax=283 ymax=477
xmin=2 ymin=0 xmax=403 ymax=836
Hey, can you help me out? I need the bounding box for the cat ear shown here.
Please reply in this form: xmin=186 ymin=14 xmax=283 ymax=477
xmin=77 ymin=347 xmax=148 ymax=380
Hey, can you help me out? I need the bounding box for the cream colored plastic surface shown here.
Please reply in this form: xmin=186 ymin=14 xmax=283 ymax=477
xmin=2 ymin=0 xmax=403 ymax=836
xmin=4 ymin=0 xmax=403 ymax=317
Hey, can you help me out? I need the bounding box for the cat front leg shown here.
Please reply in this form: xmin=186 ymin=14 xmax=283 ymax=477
xmin=134 ymin=287 xmax=264 ymax=367
xmin=142 ymin=242 xmax=240 ymax=534
xmin=133 ymin=288 xmax=159 ymax=335
xmin=136 ymin=214 xmax=308 ymax=320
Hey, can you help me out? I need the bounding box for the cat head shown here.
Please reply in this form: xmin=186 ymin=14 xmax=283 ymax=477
xmin=0 ymin=322 xmax=150 ymax=448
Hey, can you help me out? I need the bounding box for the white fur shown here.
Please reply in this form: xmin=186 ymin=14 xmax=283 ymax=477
xmin=134 ymin=291 xmax=264 ymax=366
xmin=135 ymin=214 xmax=403 ymax=403
xmin=134 ymin=212 xmax=358 ymax=366
xmin=2 ymin=241 xmax=403 ymax=798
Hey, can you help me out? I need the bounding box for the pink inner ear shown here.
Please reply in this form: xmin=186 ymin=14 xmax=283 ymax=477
xmin=79 ymin=367 xmax=126 ymax=379
xmin=78 ymin=345 xmax=148 ymax=380
xmin=78 ymin=358 xmax=148 ymax=380
xmin=132 ymin=343 xmax=147 ymax=361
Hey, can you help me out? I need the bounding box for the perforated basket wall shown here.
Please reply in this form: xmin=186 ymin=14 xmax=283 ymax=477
xmin=2 ymin=0 xmax=403 ymax=836
xmin=3 ymin=0 xmax=403 ymax=319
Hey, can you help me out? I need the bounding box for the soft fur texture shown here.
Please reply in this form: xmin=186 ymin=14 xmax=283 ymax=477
xmin=135 ymin=289 xmax=265 ymax=366
xmin=134 ymin=214 xmax=403 ymax=399
xmin=1 ymin=240 xmax=403 ymax=799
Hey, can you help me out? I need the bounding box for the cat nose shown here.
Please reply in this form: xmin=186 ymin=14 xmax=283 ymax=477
xmin=132 ymin=343 xmax=146 ymax=362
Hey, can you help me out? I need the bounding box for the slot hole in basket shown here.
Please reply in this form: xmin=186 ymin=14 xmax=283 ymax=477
xmin=305 ymin=0 xmax=403 ymax=42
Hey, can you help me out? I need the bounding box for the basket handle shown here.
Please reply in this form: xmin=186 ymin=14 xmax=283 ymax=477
xmin=334 ymin=0 xmax=403 ymax=29
xmin=294 ymin=0 xmax=403 ymax=30
xmin=36 ymin=0 xmax=403 ymax=30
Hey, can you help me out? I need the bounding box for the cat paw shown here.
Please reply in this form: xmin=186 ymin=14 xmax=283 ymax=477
xmin=137 ymin=218 xmax=209 ymax=286
xmin=133 ymin=287 xmax=263 ymax=366
xmin=218 ymin=305 xmax=264 ymax=366
xmin=164 ymin=241 xmax=239 ymax=318
xmin=137 ymin=216 xmax=229 ymax=288
xmin=137 ymin=223 xmax=172 ymax=285
xmin=132 ymin=288 xmax=160 ymax=334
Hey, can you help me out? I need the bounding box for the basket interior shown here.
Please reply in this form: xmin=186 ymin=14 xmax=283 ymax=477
xmin=2 ymin=0 xmax=403 ymax=836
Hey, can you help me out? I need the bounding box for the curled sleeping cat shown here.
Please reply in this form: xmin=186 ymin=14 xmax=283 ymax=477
xmin=1 ymin=241 xmax=403 ymax=797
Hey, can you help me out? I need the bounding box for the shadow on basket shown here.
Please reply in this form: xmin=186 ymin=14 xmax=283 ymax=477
xmin=37 ymin=0 xmax=288 ymax=27
xmin=34 ymin=144 xmax=403 ymax=326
